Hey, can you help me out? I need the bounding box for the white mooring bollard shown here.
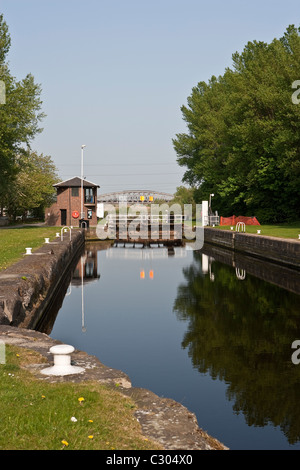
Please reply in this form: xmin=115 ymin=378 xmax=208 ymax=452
xmin=25 ymin=248 xmax=32 ymax=255
xmin=45 ymin=238 xmax=50 ymax=244
xmin=41 ymin=344 xmax=85 ymax=376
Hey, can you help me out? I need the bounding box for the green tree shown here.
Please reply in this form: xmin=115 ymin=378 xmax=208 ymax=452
xmin=4 ymin=152 xmax=59 ymax=220
xmin=172 ymin=186 xmax=196 ymax=205
xmin=0 ymin=13 xmax=45 ymax=212
xmin=173 ymin=26 xmax=300 ymax=223
xmin=168 ymin=185 xmax=196 ymax=219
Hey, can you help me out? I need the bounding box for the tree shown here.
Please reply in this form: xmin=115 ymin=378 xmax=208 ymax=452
xmin=172 ymin=186 xmax=196 ymax=205
xmin=4 ymin=152 xmax=59 ymax=220
xmin=173 ymin=26 xmax=300 ymax=223
xmin=0 ymin=14 xmax=45 ymax=213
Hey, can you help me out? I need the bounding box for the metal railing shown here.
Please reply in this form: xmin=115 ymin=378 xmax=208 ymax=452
xmin=106 ymin=214 xmax=187 ymax=225
xmin=61 ymin=226 xmax=72 ymax=241
xmin=203 ymin=215 xmax=220 ymax=226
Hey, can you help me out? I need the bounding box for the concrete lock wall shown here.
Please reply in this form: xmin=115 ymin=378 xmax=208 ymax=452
xmin=204 ymin=228 xmax=300 ymax=270
xmin=0 ymin=230 xmax=85 ymax=330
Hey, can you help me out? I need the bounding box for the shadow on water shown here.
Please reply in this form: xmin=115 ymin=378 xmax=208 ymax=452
xmin=37 ymin=240 xmax=300 ymax=449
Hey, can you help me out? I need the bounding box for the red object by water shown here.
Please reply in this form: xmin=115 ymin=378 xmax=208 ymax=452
xmin=220 ymin=216 xmax=260 ymax=226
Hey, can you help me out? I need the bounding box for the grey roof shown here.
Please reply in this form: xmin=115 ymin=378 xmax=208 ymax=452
xmin=54 ymin=177 xmax=100 ymax=188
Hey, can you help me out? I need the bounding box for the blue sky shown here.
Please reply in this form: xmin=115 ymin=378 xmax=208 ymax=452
xmin=1 ymin=0 xmax=299 ymax=195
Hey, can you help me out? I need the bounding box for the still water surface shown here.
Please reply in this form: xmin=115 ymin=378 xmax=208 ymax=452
xmin=49 ymin=242 xmax=300 ymax=450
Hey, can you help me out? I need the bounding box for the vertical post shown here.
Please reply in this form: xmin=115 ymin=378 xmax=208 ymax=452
xmin=0 ymin=340 xmax=5 ymax=364
xmin=81 ymin=255 xmax=86 ymax=332
xmin=209 ymin=193 xmax=214 ymax=223
xmin=81 ymin=145 xmax=86 ymax=220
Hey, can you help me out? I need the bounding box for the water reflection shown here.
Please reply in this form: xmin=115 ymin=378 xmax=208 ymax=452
xmin=36 ymin=244 xmax=101 ymax=334
xmin=106 ymin=244 xmax=187 ymax=260
xmin=46 ymin=242 xmax=300 ymax=449
xmin=173 ymin=249 xmax=300 ymax=445
xmin=72 ymin=250 xmax=100 ymax=284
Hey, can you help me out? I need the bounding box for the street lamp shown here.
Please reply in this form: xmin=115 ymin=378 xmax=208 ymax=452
xmin=209 ymin=193 xmax=214 ymax=214
xmin=81 ymin=145 xmax=86 ymax=220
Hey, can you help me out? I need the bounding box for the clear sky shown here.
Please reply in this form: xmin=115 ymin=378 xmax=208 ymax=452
xmin=1 ymin=0 xmax=299 ymax=195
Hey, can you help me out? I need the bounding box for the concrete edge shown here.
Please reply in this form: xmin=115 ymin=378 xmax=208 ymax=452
xmin=0 ymin=325 xmax=228 ymax=451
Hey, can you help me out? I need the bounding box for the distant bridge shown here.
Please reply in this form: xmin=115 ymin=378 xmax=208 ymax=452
xmin=97 ymin=189 xmax=174 ymax=204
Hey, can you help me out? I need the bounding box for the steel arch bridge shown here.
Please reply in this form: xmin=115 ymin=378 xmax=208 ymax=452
xmin=98 ymin=190 xmax=174 ymax=204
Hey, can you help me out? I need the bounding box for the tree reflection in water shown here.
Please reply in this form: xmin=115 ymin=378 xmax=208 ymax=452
xmin=173 ymin=250 xmax=300 ymax=444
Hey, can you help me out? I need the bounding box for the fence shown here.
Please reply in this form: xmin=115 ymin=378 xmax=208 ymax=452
xmin=220 ymin=216 xmax=260 ymax=226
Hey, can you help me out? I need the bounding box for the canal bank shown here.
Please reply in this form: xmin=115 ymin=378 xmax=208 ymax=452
xmin=204 ymin=228 xmax=300 ymax=270
xmin=0 ymin=229 xmax=85 ymax=329
xmin=0 ymin=325 xmax=227 ymax=450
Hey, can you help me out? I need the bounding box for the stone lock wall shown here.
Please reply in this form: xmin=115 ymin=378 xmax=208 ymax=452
xmin=204 ymin=228 xmax=300 ymax=270
xmin=0 ymin=230 xmax=85 ymax=330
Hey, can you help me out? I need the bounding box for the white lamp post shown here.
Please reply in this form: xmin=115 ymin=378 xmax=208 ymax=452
xmin=209 ymin=193 xmax=214 ymax=212
xmin=81 ymin=145 xmax=86 ymax=220
xmin=209 ymin=193 xmax=214 ymax=225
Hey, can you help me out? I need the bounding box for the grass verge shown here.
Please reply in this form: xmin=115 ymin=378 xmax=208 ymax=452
xmin=0 ymin=344 xmax=162 ymax=450
xmin=0 ymin=226 xmax=60 ymax=271
xmin=211 ymin=221 xmax=300 ymax=239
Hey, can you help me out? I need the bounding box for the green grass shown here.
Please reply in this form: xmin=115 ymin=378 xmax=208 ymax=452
xmin=213 ymin=221 xmax=300 ymax=240
xmin=0 ymin=345 xmax=162 ymax=450
xmin=0 ymin=226 xmax=60 ymax=271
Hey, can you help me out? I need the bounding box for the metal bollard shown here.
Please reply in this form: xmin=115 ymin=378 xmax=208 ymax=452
xmin=41 ymin=344 xmax=85 ymax=376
